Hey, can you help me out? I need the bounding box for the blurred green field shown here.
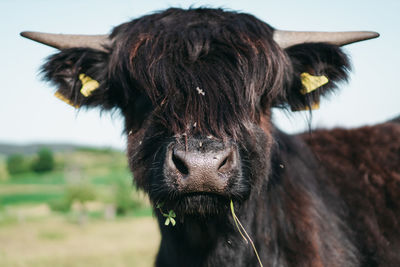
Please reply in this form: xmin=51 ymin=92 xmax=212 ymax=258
xmin=0 ymin=148 xmax=143 ymax=207
xmin=0 ymin=147 xmax=160 ymax=267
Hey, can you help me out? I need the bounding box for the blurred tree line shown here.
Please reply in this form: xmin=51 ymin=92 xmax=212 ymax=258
xmin=6 ymin=148 xmax=55 ymax=176
xmin=1 ymin=146 xmax=148 ymax=219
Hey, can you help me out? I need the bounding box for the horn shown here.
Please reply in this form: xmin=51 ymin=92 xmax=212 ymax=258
xmin=20 ymin=31 xmax=110 ymax=52
xmin=273 ymin=30 xmax=379 ymax=48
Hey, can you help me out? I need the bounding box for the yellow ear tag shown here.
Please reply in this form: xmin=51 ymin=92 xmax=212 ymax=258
xmin=79 ymin=73 xmax=99 ymax=97
xmin=54 ymin=91 xmax=80 ymax=108
xmin=300 ymin=72 xmax=329 ymax=95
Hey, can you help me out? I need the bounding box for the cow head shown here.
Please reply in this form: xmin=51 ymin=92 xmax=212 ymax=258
xmin=22 ymin=8 xmax=378 ymax=218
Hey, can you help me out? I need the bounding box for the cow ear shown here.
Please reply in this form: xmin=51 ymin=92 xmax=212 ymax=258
xmin=278 ymin=43 xmax=350 ymax=111
xmin=42 ymin=48 xmax=114 ymax=109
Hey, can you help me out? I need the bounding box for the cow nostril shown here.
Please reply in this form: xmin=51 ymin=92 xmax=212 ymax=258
xmin=172 ymin=152 xmax=189 ymax=175
xmin=218 ymin=152 xmax=234 ymax=172
xmin=218 ymin=157 xmax=228 ymax=170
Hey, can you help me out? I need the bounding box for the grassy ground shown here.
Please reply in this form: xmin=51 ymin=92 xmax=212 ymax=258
xmin=0 ymin=216 xmax=160 ymax=267
xmin=0 ymin=148 xmax=160 ymax=266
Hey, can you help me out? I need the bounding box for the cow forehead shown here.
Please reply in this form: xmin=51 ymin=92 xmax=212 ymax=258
xmin=110 ymin=9 xmax=289 ymax=138
xmin=110 ymin=8 xmax=286 ymax=93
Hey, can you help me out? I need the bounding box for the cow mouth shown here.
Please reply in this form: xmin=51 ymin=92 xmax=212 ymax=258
xmin=180 ymin=191 xmax=227 ymax=198
xmin=157 ymin=192 xmax=231 ymax=216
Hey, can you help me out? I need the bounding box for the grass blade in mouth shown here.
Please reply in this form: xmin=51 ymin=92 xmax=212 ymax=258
xmin=230 ymin=200 xmax=263 ymax=267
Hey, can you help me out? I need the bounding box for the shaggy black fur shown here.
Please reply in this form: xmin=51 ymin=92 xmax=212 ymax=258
xmin=152 ymin=128 xmax=360 ymax=267
xmin=302 ymin=121 xmax=400 ymax=266
xmin=37 ymin=7 xmax=399 ymax=267
xmin=42 ymin=8 xmax=349 ymax=138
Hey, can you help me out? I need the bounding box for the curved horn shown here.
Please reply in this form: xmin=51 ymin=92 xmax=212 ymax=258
xmin=273 ymin=30 xmax=379 ymax=48
xmin=20 ymin=31 xmax=110 ymax=52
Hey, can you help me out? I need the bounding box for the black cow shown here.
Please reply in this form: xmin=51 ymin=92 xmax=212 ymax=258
xmin=22 ymin=8 xmax=400 ymax=267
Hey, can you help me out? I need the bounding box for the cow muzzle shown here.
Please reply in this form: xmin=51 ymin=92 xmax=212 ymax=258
xmin=164 ymin=139 xmax=239 ymax=195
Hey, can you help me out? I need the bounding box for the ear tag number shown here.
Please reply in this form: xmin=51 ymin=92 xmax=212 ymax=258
xmin=300 ymin=72 xmax=329 ymax=95
xmin=79 ymin=73 xmax=99 ymax=97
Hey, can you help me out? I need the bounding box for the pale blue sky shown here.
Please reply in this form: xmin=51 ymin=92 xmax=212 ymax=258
xmin=1 ymin=0 xmax=399 ymax=149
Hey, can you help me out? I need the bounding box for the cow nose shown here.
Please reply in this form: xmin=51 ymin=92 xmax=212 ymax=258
xmin=166 ymin=145 xmax=238 ymax=193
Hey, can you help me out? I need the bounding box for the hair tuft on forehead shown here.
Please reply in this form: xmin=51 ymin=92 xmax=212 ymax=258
xmin=109 ymin=7 xmax=292 ymax=139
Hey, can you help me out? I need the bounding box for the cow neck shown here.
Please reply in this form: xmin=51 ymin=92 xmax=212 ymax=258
xmin=261 ymin=130 xmax=359 ymax=266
